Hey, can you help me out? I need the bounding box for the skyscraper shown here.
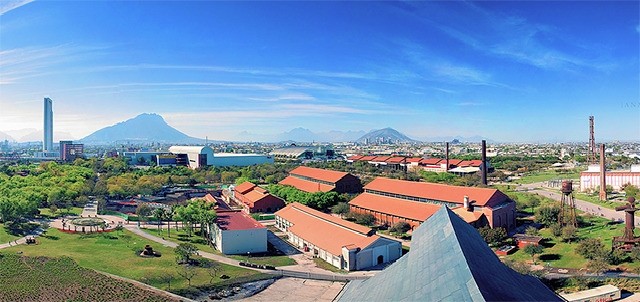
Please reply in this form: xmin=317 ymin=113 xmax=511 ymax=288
xmin=43 ymin=97 xmax=53 ymax=152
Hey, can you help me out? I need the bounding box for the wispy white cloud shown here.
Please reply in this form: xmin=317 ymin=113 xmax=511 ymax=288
xmin=0 ymin=0 xmax=33 ymax=15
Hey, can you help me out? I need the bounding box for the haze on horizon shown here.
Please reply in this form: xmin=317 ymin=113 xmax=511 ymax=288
xmin=1 ymin=1 xmax=639 ymax=143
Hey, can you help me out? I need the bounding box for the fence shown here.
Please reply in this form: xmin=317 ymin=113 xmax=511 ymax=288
xmin=266 ymin=269 xmax=370 ymax=281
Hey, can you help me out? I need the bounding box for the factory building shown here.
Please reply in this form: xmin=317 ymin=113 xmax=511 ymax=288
xmin=168 ymin=146 xmax=273 ymax=169
xmin=349 ymin=178 xmax=515 ymax=231
xmin=346 ymin=155 xmax=491 ymax=174
xmin=580 ymin=165 xmax=640 ymax=192
xmin=232 ymin=182 xmax=286 ymax=213
xmin=210 ymin=210 xmax=267 ymax=255
xmin=275 ymin=203 xmax=402 ymax=271
xmin=270 ymin=145 xmax=334 ymax=162
xmin=279 ymin=166 xmax=363 ymax=193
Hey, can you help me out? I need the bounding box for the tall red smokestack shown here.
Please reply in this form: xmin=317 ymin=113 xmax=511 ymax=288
xmin=481 ymin=140 xmax=487 ymax=185
xmin=445 ymin=142 xmax=450 ymax=173
xmin=599 ymin=144 xmax=607 ymax=201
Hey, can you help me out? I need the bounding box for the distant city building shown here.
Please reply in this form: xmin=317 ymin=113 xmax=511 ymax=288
xmin=231 ymin=182 xmax=285 ymax=213
xmin=347 ymin=155 xmax=492 ymax=175
xmin=349 ymin=178 xmax=515 ymax=231
xmin=270 ymin=145 xmax=334 ymax=162
xmin=43 ymin=97 xmax=53 ymax=152
xmin=279 ymin=166 xmax=363 ymax=194
xmin=580 ymin=164 xmax=640 ymax=192
xmin=336 ymin=206 xmax=562 ymax=302
xmin=210 ymin=210 xmax=267 ymax=255
xmin=59 ymin=141 xmax=84 ymax=162
xmin=168 ymin=146 xmax=273 ymax=169
xmin=275 ymin=203 xmax=402 ymax=271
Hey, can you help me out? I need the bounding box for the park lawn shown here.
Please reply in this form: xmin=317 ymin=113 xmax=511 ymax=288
xmin=229 ymin=255 xmax=296 ymax=267
xmin=0 ymin=223 xmax=20 ymax=244
xmin=142 ymin=227 xmax=296 ymax=267
xmin=0 ymin=228 xmax=261 ymax=292
xmin=142 ymin=227 xmax=213 ymax=252
xmin=515 ymin=170 xmax=581 ymax=184
xmin=38 ymin=207 xmax=83 ymax=218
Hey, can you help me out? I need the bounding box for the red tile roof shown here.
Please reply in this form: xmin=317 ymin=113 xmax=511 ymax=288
xmin=276 ymin=203 xmax=377 ymax=255
xmin=279 ymin=176 xmax=335 ymax=193
xmin=347 ymin=155 xmax=364 ymax=161
xmin=370 ymin=156 xmax=392 ymax=162
xmin=420 ymin=158 xmax=442 ymax=165
xmin=215 ymin=210 xmax=265 ymax=231
xmin=204 ymin=193 xmax=216 ymax=203
xmin=235 ymin=182 xmax=257 ymax=194
xmin=363 ymin=177 xmax=509 ymax=207
xmin=448 ymin=159 xmax=464 ymax=166
xmin=288 ymin=166 xmax=348 ymax=183
xmin=359 ymin=155 xmax=377 ymax=161
xmin=385 ymin=156 xmax=407 ymax=164
xmin=406 ymin=157 xmax=423 ymax=163
xmin=452 ymin=207 xmax=485 ymax=223
xmin=349 ymin=193 xmax=441 ymax=222
xmin=458 ymin=160 xmax=483 ymax=167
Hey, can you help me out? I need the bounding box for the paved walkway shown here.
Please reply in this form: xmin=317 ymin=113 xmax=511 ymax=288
xmin=241 ymin=277 xmax=345 ymax=302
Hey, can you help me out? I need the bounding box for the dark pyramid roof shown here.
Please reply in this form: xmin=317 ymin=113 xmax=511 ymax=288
xmin=337 ymin=206 xmax=562 ymax=302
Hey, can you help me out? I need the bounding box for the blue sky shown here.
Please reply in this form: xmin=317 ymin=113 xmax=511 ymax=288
xmin=1 ymin=1 xmax=638 ymax=142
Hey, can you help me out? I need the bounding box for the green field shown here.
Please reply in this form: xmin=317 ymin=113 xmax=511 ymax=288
xmin=0 ymin=253 xmax=176 ymax=302
xmin=1 ymin=228 xmax=261 ymax=291
xmin=0 ymin=224 xmax=20 ymax=244
xmin=38 ymin=207 xmax=84 ymax=218
xmin=515 ymin=170 xmax=581 ymax=184
xmin=141 ymin=227 xmax=296 ymax=267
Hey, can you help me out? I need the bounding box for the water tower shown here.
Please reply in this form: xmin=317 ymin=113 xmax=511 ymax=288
xmin=613 ymin=197 xmax=640 ymax=252
xmin=558 ymin=180 xmax=577 ymax=228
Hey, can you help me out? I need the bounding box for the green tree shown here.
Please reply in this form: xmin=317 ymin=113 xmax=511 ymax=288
xmin=177 ymin=265 xmax=198 ymax=287
xmin=524 ymin=226 xmax=539 ymax=236
xmin=576 ymin=238 xmax=606 ymax=260
xmin=331 ymin=202 xmax=350 ymax=217
xmin=136 ymin=203 xmax=153 ymax=227
xmin=535 ymin=206 xmax=560 ymax=226
xmin=523 ymin=244 xmax=543 ymax=264
xmin=561 ymin=225 xmax=577 ymax=243
xmin=478 ymin=226 xmax=507 ymax=246
xmin=207 ymin=262 xmax=222 ymax=284
xmin=175 ymin=243 xmax=198 ymax=264
xmin=550 ymin=223 xmax=563 ymax=237
xmin=390 ymin=221 xmax=411 ymax=234
xmin=153 ymin=208 xmax=165 ymax=232
xmin=586 ymin=258 xmax=609 ymax=274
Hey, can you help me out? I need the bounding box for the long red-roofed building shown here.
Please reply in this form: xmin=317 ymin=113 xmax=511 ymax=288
xmin=279 ymin=166 xmax=362 ymax=194
xmin=349 ymin=178 xmax=514 ymax=231
xmin=275 ymin=203 xmax=402 ymax=271
xmin=233 ymin=182 xmax=285 ymax=213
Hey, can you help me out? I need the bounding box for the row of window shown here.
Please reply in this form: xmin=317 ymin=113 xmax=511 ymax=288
xmin=365 ymin=189 xmax=459 ymax=208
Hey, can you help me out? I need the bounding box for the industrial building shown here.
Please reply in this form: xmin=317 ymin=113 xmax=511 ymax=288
xmin=270 ymin=145 xmax=334 ymax=162
xmin=346 ymin=155 xmax=491 ymax=174
xmin=168 ymin=146 xmax=273 ymax=169
xmin=210 ymin=210 xmax=267 ymax=255
xmin=349 ymin=178 xmax=515 ymax=231
xmin=279 ymin=166 xmax=363 ymax=193
xmin=59 ymin=141 xmax=84 ymax=162
xmin=580 ymin=164 xmax=640 ymax=192
xmin=275 ymin=203 xmax=402 ymax=271
xmin=336 ymin=206 xmax=562 ymax=302
xmin=232 ymin=182 xmax=286 ymax=213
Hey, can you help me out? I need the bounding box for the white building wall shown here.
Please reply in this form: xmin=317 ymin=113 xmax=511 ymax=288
xmin=210 ymin=155 xmax=274 ymax=167
xmin=580 ymin=173 xmax=640 ymax=192
xmin=219 ymin=228 xmax=267 ymax=255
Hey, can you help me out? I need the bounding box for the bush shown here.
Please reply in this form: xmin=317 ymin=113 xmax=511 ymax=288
xmin=550 ymin=223 xmax=563 ymax=237
xmin=389 ymin=222 xmax=411 ymax=234
xmin=478 ymin=226 xmax=506 ymax=246
xmin=535 ymin=206 xmax=560 ymax=226
xmin=576 ymin=238 xmax=607 ymax=260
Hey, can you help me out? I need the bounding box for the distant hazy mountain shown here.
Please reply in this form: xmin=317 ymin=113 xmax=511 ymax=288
xmin=80 ymin=113 xmax=204 ymax=144
xmin=18 ymin=130 xmax=74 ymax=143
xmin=0 ymin=131 xmax=14 ymax=142
xmin=271 ymin=128 xmax=366 ymax=143
xmin=356 ymin=127 xmax=417 ymax=143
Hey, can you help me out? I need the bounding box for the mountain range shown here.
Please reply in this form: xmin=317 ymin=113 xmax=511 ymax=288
xmin=80 ymin=113 xmax=205 ymax=144
xmin=356 ymin=127 xmax=417 ymax=143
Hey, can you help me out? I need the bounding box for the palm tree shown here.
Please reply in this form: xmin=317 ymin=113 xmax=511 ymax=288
xmin=164 ymin=209 xmax=174 ymax=238
xmin=153 ymin=208 xmax=165 ymax=232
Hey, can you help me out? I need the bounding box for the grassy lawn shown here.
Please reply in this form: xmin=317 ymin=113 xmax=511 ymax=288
xmin=0 ymin=228 xmax=261 ymax=292
xmin=39 ymin=207 xmax=84 ymax=218
xmin=0 ymin=223 xmax=20 ymax=244
xmin=142 ymin=226 xmax=213 ymax=252
xmin=313 ymin=257 xmax=347 ymax=274
xmin=515 ymin=170 xmax=581 ymax=184
xmin=142 ymin=227 xmax=296 ymax=267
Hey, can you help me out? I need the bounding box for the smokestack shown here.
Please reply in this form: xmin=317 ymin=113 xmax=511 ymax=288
xmin=445 ymin=142 xmax=450 ymax=173
xmin=463 ymin=196 xmax=471 ymax=211
xmin=599 ymin=144 xmax=607 ymax=201
xmin=481 ymin=140 xmax=487 ymax=185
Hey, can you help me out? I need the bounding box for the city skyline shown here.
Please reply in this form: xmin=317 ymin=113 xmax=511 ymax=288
xmin=1 ymin=1 xmax=639 ymax=142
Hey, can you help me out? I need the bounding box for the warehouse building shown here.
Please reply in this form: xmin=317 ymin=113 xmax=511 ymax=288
xmin=210 ymin=210 xmax=267 ymax=255
xmin=279 ymin=166 xmax=362 ymax=193
xmin=580 ymin=165 xmax=640 ymax=192
xmin=349 ymin=178 xmax=514 ymax=231
xmin=168 ymin=146 xmax=273 ymax=169
xmin=232 ymin=182 xmax=286 ymax=213
xmin=275 ymin=203 xmax=402 ymax=271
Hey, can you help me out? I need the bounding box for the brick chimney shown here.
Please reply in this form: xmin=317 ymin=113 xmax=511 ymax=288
xmin=481 ymin=140 xmax=487 ymax=185
xmin=599 ymin=144 xmax=607 ymax=201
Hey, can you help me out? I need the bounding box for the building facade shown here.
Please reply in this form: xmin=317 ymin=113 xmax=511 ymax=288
xmin=580 ymin=165 xmax=640 ymax=192
xmin=43 ymin=97 xmax=53 ymax=152
xmin=210 ymin=210 xmax=267 ymax=255
xmin=275 ymin=203 xmax=402 ymax=271
xmin=279 ymin=166 xmax=363 ymax=193
xmin=349 ymin=178 xmax=514 ymax=231
xmin=233 ymin=182 xmax=285 ymax=213
xmin=59 ymin=141 xmax=84 ymax=162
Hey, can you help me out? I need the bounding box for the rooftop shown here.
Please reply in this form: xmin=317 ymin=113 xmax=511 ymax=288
xmin=363 ymin=177 xmax=509 ymax=207
xmin=216 ymin=210 xmax=265 ymax=231
xmin=279 ymin=175 xmax=335 ymax=193
xmin=349 ymin=193 xmax=441 ymax=222
xmin=234 ymin=182 xmax=257 ymax=194
xmin=288 ymin=166 xmax=349 ymax=183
